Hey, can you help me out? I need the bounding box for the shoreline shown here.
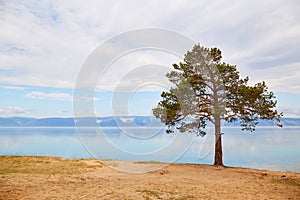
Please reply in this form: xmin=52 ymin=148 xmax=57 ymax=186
xmin=1 ymin=155 xmax=299 ymax=174
xmin=1 ymin=156 xmax=299 ymax=199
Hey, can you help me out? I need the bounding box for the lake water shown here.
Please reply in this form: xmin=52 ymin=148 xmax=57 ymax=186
xmin=0 ymin=127 xmax=299 ymax=172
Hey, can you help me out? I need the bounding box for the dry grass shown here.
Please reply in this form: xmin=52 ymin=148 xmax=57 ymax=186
xmin=0 ymin=156 xmax=102 ymax=175
xmin=272 ymin=177 xmax=300 ymax=187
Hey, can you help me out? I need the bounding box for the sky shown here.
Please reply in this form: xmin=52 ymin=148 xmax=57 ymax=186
xmin=0 ymin=0 xmax=300 ymax=118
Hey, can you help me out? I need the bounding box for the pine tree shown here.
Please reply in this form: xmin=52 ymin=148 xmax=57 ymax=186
xmin=153 ymin=44 xmax=282 ymax=166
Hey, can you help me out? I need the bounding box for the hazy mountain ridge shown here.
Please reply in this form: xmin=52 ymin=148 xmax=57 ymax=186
xmin=0 ymin=116 xmax=299 ymax=127
xmin=0 ymin=116 xmax=160 ymax=127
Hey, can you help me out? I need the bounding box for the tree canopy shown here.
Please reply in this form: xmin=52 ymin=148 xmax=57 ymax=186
xmin=153 ymin=44 xmax=282 ymax=165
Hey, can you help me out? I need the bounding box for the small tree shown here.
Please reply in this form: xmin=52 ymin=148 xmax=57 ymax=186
xmin=153 ymin=44 xmax=282 ymax=166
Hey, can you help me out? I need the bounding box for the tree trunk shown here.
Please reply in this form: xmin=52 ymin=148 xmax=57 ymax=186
xmin=214 ymin=116 xmax=223 ymax=166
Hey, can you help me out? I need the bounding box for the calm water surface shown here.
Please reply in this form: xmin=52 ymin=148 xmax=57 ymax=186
xmin=0 ymin=127 xmax=299 ymax=172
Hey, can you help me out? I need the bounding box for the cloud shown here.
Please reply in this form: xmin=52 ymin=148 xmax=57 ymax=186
xmin=96 ymin=50 xmax=178 ymax=91
xmin=0 ymin=0 xmax=299 ymax=94
xmin=0 ymin=106 xmax=28 ymax=116
xmin=279 ymin=106 xmax=300 ymax=118
xmin=243 ymin=62 xmax=300 ymax=93
xmin=55 ymin=110 xmax=71 ymax=115
xmin=26 ymin=91 xmax=72 ymax=101
xmin=0 ymin=85 xmax=25 ymax=90
xmin=78 ymin=96 xmax=100 ymax=102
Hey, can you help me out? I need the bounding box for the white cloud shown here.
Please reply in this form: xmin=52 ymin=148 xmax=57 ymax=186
xmin=78 ymin=96 xmax=100 ymax=102
xmin=26 ymin=91 xmax=72 ymax=101
xmin=0 ymin=0 xmax=299 ymax=94
xmin=0 ymin=85 xmax=25 ymax=90
xmin=241 ymin=62 xmax=300 ymax=93
xmin=55 ymin=110 xmax=71 ymax=115
xmin=278 ymin=106 xmax=300 ymax=118
xmin=0 ymin=106 xmax=29 ymax=116
xmin=96 ymin=49 xmax=178 ymax=91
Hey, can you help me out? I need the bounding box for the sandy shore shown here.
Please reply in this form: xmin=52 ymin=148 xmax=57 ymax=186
xmin=0 ymin=156 xmax=299 ymax=199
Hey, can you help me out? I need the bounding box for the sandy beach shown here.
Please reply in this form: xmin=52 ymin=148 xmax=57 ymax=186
xmin=0 ymin=156 xmax=299 ymax=199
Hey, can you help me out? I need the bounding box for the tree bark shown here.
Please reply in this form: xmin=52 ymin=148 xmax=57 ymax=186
xmin=214 ymin=115 xmax=223 ymax=166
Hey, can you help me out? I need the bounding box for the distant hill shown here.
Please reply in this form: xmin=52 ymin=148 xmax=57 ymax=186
xmin=0 ymin=116 xmax=299 ymax=127
xmin=0 ymin=116 xmax=162 ymax=127
xmin=223 ymin=118 xmax=300 ymax=127
xmin=0 ymin=117 xmax=76 ymax=127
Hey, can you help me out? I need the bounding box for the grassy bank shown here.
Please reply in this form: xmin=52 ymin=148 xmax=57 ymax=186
xmin=0 ymin=156 xmax=102 ymax=175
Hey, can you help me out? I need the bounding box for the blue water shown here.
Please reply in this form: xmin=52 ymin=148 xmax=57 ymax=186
xmin=0 ymin=127 xmax=299 ymax=172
